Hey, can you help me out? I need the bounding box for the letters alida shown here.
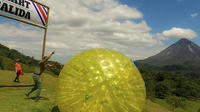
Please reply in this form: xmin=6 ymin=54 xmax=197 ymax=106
xmin=0 ymin=0 xmax=31 ymax=19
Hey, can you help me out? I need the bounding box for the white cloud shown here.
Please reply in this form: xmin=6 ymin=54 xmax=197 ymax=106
xmin=0 ymin=22 xmax=43 ymax=39
xmin=46 ymin=42 xmax=69 ymax=49
xmin=0 ymin=0 xmax=166 ymax=63
xmin=157 ymin=27 xmax=197 ymax=40
xmin=191 ymin=13 xmax=198 ymax=18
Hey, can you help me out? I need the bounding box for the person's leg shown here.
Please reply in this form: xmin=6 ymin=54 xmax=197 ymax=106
xmin=16 ymin=71 xmax=20 ymax=82
xmin=35 ymin=75 xmax=41 ymax=101
xmin=26 ymin=74 xmax=38 ymax=96
xmin=14 ymin=72 xmax=18 ymax=82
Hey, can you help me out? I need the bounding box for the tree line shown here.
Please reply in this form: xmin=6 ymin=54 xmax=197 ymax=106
xmin=0 ymin=43 xmax=63 ymax=75
xmin=136 ymin=62 xmax=200 ymax=111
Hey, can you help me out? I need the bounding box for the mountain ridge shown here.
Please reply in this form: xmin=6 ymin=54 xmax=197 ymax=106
xmin=136 ymin=38 xmax=200 ymax=71
xmin=154 ymin=38 xmax=200 ymax=58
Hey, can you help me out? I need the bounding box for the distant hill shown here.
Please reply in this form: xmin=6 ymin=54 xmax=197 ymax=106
xmin=0 ymin=43 xmax=63 ymax=75
xmin=134 ymin=39 xmax=200 ymax=101
xmin=154 ymin=38 xmax=200 ymax=59
xmin=136 ymin=38 xmax=200 ymax=72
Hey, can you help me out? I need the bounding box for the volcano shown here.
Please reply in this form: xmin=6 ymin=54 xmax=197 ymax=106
xmin=137 ymin=38 xmax=200 ymax=71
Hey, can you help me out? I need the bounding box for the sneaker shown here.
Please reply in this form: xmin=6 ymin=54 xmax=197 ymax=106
xmin=34 ymin=97 xmax=40 ymax=102
xmin=25 ymin=93 xmax=29 ymax=98
xmin=35 ymin=98 xmax=40 ymax=102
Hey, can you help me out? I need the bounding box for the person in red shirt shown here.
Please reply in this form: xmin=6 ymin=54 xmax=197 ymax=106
xmin=14 ymin=59 xmax=22 ymax=82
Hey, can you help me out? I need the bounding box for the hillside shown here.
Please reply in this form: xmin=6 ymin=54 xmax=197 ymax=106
xmin=0 ymin=43 xmax=63 ymax=75
xmin=137 ymin=38 xmax=200 ymax=72
xmin=153 ymin=38 xmax=200 ymax=59
xmin=134 ymin=39 xmax=200 ymax=112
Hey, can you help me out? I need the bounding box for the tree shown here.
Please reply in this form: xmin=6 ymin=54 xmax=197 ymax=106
xmin=166 ymin=96 xmax=186 ymax=111
xmin=173 ymin=80 xmax=200 ymax=99
xmin=155 ymin=82 xmax=168 ymax=99
xmin=0 ymin=57 xmax=3 ymax=69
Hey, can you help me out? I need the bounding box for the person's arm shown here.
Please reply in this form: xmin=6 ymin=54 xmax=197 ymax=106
xmin=43 ymin=51 xmax=55 ymax=62
xmin=15 ymin=64 xmax=19 ymax=72
xmin=40 ymin=51 xmax=55 ymax=83
xmin=15 ymin=64 xmax=17 ymax=72
xmin=47 ymin=62 xmax=57 ymax=68
xmin=20 ymin=64 xmax=22 ymax=72
xmin=41 ymin=62 xmax=57 ymax=83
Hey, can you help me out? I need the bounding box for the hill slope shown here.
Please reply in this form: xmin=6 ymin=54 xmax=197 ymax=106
xmin=155 ymin=38 xmax=200 ymax=59
xmin=135 ymin=39 xmax=200 ymax=103
xmin=0 ymin=43 xmax=63 ymax=75
xmin=137 ymin=38 xmax=200 ymax=71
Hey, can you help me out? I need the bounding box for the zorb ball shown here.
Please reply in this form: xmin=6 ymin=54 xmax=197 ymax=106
xmin=57 ymin=49 xmax=146 ymax=112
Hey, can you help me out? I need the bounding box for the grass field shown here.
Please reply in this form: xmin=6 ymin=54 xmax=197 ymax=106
xmin=153 ymin=98 xmax=200 ymax=112
xmin=0 ymin=70 xmax=176 ymax=112
xmin=0 ymin=70 xmax=57 ymax=112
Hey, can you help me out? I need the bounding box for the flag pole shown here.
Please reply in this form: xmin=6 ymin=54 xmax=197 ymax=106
xmin=42 ymin=7 xmax=50 ymax=59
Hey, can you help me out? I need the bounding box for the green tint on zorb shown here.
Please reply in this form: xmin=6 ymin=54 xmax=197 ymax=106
xmin=57 ymin=49 xmax=146 ymax=112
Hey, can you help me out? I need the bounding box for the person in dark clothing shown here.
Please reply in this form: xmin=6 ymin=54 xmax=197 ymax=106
xmin=14 ymin=59 xmax=22 ymax=82
xmin=25 ymin=51 xmax=56 ymax=102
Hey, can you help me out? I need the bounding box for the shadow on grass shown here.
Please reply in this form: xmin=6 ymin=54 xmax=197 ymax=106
xmin=24 ymin=96 xmax=50 ymax=101
xmin=0 ymin=84 xmax=34 ymax=87
xmin=51 ymin=106 xmax=60 ymax=112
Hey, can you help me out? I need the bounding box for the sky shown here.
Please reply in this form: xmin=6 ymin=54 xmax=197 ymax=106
xmin=0 ymin=0 xmax=200 ymax=64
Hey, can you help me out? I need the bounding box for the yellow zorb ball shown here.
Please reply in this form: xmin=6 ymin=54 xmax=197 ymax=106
xmin=57 ymin=49 xmax=146 ymax=112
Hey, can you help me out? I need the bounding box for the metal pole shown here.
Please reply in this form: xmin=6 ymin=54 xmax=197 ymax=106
xmin=0 ymin=0 xmax=50 ymax=59
xmin=41 ymin=7 xmax=50 ymax=59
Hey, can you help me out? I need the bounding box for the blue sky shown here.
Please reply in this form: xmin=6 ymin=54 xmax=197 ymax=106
xmin=119 ymin=0 xmax=200 ymax=45
xmin=0 ymin=0 xmax=200 ymax=63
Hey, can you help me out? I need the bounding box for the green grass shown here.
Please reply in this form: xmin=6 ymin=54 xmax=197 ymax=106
xmin=174 ymin=100 xmax=200 ymax=112
xmin=142 ymin=100 xmax=171 ymax=112
xmin=152 ymin=98 xmax=172 ymax=110
xmin=153 ymin=98 xmax=200 ymax=112
xmin=0 ymin=70 xmax=57 ymax=112
xmin=3 ymin=70 xmax=198 ymax=112
xmin=0 ymin=70 xmax=171 ymax=112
